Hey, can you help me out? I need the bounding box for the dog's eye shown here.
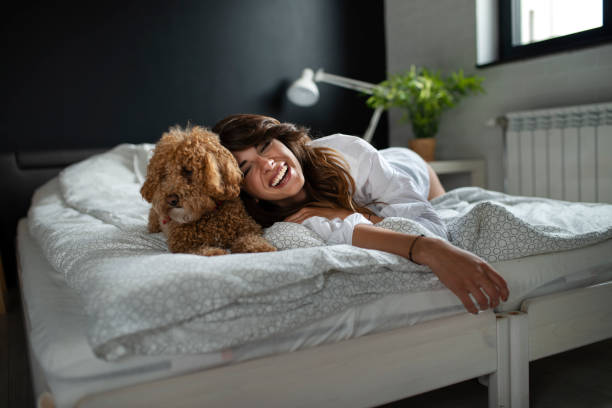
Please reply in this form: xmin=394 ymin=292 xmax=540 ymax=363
xmin=181 ymin=168 xmax=193 ymax=179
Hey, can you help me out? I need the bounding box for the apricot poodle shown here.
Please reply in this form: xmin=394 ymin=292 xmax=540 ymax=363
xmin=141 ymin=125 xmax=276 ymax=256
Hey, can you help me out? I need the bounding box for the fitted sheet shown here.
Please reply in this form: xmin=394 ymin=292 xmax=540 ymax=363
xmin=17 ymin=218 xmax=612 ymax=408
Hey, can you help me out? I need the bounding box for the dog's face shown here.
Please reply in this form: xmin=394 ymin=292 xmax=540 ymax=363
xmin=141 ymin=126 xmax=242 ymax=224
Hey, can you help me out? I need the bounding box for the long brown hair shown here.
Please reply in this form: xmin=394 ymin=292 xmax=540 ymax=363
xmin=213 ymin=114 xmax=375 ymax=227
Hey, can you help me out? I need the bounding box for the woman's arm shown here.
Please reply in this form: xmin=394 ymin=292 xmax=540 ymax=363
xmin=284 ymin=207 xmax=508 ymax=313
xmin=352 ymin=224 xmax=509 ymax=314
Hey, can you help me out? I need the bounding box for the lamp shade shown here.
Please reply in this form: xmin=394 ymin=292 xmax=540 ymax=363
xmin=286 ymin=68 xmax=319 ymax=106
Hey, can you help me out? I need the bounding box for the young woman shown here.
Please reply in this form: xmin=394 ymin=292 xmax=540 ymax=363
xmin=213 ymin=114 xmax=509 ymax=314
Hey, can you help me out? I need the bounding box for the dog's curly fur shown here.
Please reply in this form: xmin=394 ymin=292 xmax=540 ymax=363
xmin=141 ymin=125 xmax=276 ymax=256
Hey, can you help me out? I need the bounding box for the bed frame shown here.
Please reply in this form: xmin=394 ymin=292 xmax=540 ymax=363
xmin=58 ymin=282 xmax=609 ymax=408
xmin=6 ymin=149 xmax=612 ymax=408
xmin=21 ymin=281 xmax=611 ymax=408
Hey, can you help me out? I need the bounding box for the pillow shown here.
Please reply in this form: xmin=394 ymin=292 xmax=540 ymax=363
xmin=263 ymin=222 xmax=326 ymax=249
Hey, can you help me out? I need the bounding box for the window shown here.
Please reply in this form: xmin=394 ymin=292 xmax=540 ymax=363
xmin=477 ymin=0 xmax=612 ymax=67
xmin=512 ymin=0 xmax=603 ymax=45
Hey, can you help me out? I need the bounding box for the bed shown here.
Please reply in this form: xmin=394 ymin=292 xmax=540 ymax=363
xmin=10 ymin=143 xmax=612 ymax=408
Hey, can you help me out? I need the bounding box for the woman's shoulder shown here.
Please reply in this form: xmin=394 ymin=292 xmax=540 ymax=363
xmin=309 ymin=134 xmax=376 ymax=154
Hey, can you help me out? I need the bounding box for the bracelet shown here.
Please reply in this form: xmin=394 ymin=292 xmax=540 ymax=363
xmin=409 ymin=234 xmax=425 ymax=264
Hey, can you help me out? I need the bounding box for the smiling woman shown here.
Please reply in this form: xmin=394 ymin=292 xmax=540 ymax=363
xmin=213 ymin=114 xmax=377 ymax=229
xmin=213 ymin=113 xmax=509 ymax=315
xmin=233 ymin=139 xmax=307 ymax=206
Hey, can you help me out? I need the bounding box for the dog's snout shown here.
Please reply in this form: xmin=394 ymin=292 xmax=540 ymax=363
xmin=166 ymin=194 xmax=180 ymax=207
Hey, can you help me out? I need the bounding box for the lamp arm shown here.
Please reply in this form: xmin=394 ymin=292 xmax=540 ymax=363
xmin=314 ymin=69 xmax=384 ymax=143
xmin=363 ymin=107 xmax=384 ymax=143
xmin=314 ymin=69 xmax=377 ymax=95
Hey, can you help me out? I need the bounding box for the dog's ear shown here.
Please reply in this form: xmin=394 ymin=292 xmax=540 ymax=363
xmin=200 ymin=150 xmax=241 ymax=200
xmin=140 ymin=154 xmax=160 ymax=202
xmin=193 ymin=128 xmax=242 ymax=200
xmin=140 ymin=131 xmax=179 ymax=202
xmin=140 ymin=151 xmax=161 ymax=202
xmin=201 ymin=150 xmax=224 ymax=196
xmin=215 ymin=146 xmax=243 ymax=200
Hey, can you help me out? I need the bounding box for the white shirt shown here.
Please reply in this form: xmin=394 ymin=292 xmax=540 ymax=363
xmin=301 ymin=134 xmax=447 ymax=244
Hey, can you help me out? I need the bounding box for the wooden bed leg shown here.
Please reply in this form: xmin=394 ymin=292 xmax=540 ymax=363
xmin=507 ymin=311 xmax=529 ymax=408
xmin=489 ymin=314 xmax=510 ymax=408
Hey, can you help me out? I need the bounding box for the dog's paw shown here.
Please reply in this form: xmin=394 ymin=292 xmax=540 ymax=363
xmin=231 ymin=234 xmax=277 ymax=254
xmin=192 ymin=246 xmax=229 ymax=256
xmin=250 ymin=242 xmax=277 ymax=253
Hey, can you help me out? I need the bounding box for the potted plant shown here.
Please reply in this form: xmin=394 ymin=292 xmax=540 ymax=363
xmin=366 ymin=65 xmax=484 ymax=161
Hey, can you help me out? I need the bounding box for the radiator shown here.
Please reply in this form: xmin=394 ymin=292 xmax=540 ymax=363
xmin=503 ymin=102 xmax=612 ymax=203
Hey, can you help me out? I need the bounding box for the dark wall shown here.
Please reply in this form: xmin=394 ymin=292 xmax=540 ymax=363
xmin=1 ymin=0 xmax=387 ymax=152
xmin=0 ymin=0 xmax=386 ymax=287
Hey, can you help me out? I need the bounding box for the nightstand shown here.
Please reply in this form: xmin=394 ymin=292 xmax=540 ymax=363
xmin=429 ymin=159 xmax=486 ymax=188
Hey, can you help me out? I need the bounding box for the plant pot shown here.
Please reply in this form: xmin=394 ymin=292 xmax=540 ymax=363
xmin=409 ymin=137 xmax=436 ymax=162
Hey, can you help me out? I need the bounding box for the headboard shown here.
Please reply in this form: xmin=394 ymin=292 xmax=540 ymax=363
xmin=0 ymin=150 xmax=104 ymax=287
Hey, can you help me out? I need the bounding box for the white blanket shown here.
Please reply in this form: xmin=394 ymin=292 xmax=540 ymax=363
xmin=27 ymin=144 xmax=612 ymax=360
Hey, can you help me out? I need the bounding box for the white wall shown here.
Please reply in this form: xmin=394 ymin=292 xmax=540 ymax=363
xmin=385 ymin=0 xmax=612 ymax=191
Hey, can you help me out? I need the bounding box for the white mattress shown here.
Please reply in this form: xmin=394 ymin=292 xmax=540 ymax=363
xmin=16 ymin=219 xmax=612 ymax=408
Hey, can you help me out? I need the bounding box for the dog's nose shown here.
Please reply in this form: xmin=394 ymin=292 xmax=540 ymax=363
xmin=166 ymin=194 xmax=179 ymax=207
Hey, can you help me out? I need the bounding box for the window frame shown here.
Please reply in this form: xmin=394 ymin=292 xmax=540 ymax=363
xmin=493 ymin=0 xmax=612 ymax=65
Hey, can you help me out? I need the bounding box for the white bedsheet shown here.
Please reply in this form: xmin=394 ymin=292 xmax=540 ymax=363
xmin=26 ymin=143 xmax=612 ymax=361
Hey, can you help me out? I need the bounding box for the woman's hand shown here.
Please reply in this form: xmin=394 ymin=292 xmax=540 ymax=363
xmin=352 ymin=224 xmax=509 ymax=314
xmin=414 ymin=237 xmax=509 ymax=314
xmin=284 ymin=207 xmax=354 ymax=224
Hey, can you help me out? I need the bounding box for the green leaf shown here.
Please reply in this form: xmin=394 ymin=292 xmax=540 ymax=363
xmin=364 ymin=66 xmax=485 ymax=138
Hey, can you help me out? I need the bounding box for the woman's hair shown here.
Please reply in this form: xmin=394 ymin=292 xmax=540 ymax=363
xmin=213 ymin=114 xmax=374 ymax=227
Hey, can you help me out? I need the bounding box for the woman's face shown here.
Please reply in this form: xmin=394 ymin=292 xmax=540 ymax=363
xmin=232 ymin=139 xmax=306 ymax=206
